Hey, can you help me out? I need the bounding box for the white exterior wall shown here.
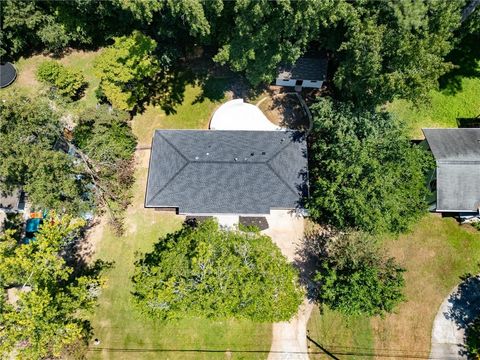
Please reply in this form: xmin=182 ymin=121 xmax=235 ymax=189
xmin=275 ymin=78 xmax=323 ymax=89
xmin=302 ymin=80 xmax=323 ymax=89
xmin=275 ymin=79 xmax=297 ymax=87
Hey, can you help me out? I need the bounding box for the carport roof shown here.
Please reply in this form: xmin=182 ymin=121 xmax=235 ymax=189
xmin=145 ymin=130 xmax=308 ymax=214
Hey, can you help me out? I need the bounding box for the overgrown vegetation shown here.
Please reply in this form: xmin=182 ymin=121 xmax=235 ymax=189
xmin=0 ymin=93 xmax=136 ymax=226
xmin=36 ymin=60 xmax=86 ymax=100
xmin=0 ymin=93 xmax=90 ymax=214
xmin=0 ymin=216 xmax=109 ymax=359
xmin=307 ymin=98 xmax=434 ymax=234
xmin=132 ymin=220 xmax=304 ymax=322
xmin=313 ymin=231 xmax=405 ymax=316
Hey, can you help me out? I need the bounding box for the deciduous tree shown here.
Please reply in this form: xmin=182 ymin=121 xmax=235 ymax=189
xmin=132 ymin=220 xmax=304 ymax=322
xmin=313 ymin=231 xmax=405 ymax=316
xmin=0 ymin=216 xmax=108 ymax=360
xmin=307 ymin=98 xmax=433 ymax=234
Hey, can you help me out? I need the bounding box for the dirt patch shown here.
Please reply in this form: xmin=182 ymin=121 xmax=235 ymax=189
xmin=258 ymin=93 xmax=309 ymax=131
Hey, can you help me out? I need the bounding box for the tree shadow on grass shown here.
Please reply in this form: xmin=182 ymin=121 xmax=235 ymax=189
xmin=439 ymin=34 xmax=480 ymax=95
xmin=444 ymin=274 xmax=480 ymax=357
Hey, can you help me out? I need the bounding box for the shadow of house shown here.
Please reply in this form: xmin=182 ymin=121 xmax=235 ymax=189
xmin=457 ymin=116 xmax=480 ymax=128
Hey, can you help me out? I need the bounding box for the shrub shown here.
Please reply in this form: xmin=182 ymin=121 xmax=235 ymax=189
xmin=313 ymin=231 xmax=405 ymax=316
xmin=36 ymin=60 xmax=86 ymax=99
xmin=467 ymin=316 xmax=480 ymax=359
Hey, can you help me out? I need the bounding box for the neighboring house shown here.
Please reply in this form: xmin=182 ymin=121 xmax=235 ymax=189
xmin=276 ymin=57 xmax=328 ymax=89
xmin=0 ymin=190 xmax=26 ymax=213
xmin=145 ymin=130 xmax=308 ymax=215
xmin=423 ymin=128 xmax=480 ymax=218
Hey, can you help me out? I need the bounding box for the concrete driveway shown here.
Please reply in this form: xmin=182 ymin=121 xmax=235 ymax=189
xmin=263 ymin=210 xmax=312 ymax=360
xmin=430 ymin=275 xmax=480 ymax=359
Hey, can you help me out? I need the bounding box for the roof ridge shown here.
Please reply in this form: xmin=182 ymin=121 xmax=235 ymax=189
xmin=437 ymin=160 xmax=480 ymax=164
xmin=156 ymin=132 xmax=189 ymax=163
xmin=147 ymin=162 xmax=189 ymax=204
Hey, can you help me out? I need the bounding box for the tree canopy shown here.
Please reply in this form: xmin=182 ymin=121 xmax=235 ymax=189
xmin=307 ymin=98 xmax=434 ymax=234
xmin=73 ymin=106 xmax=137 ymax=230
xmin=331 ymin=0 xmax=463 ymax=106
xmin=0 ymin=93 xmax=90 ymax=214
xmin=313 ymin=231 xmax=405 ymax=316
xmin=94 ymin=31 xmax=162 ymax=111
xmin=132 ymin=220 xmax=304 ymax=322
xmin=0 ymin=216 xmax=108 ymax=359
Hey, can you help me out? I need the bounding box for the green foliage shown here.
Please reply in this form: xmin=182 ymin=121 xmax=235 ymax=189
xmin=94 ymin=31 xmax=162 ymax=111
xmin=332 ymin=0 xmax=462 ymax=107
xmin=73 ymin=106 xmax=137 ymax=230
xmin=37 ymin=60 xmax=86 ymax=99
xmin=213 ymin=0 xmax=343 ymax=85
xmin=132 ymin=220 xmax=304 ymax=322
xmin=467 ymin=315 xmax=480 ymax=359
xmin=307 ymin=98 xmax=434 ymax=234
xmin=0 ymin=92 xmax=90 ymax=214
xmin=314 ymin=231 xmax=405 ymax=316
xmin=0 ymin=216 xmax=109 ymax=360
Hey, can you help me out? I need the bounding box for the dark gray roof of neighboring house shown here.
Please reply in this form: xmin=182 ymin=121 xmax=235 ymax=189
xmin=423 ymin=128 xmax=480 ymax=212
xmin=145 ymin=130 xmax=308 ymax=215
xmin=0 ymin=62 xmax=17 ymax=88
xmin=277 ymin=57 xmax=328 ymax=81
xmin=0 ymin=190 xmax=21 ymax=211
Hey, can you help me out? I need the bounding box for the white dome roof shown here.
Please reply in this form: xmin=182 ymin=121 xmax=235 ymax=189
xmin=210 ymin=99 xmax=281 ymax=131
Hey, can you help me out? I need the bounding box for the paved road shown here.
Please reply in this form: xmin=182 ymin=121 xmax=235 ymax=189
xmin=430 ymin=275 xmax=480 ymax=359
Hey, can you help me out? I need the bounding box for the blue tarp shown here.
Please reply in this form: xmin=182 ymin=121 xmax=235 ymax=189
xmin=25 ymin=218 xmax=42 ymax=233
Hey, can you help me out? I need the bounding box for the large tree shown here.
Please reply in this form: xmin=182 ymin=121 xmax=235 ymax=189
xmin=331 ymin=0 xmax=463 ymax=106
xmin=0 ymin=216 xmax=108 ymax=359
xmin=0 ymin=92 xmax=90 ymax=214
xmin=312 ymin=231 xmax=405 ymax=316
xmin=132 ymin=220 xmax=304 ymax=322
xmin=94 ymin=31 xmax=163 ymax=111
xmin=307 ymin=98 xmax=434 ymax=234
xmin=213 ymin=0 xmax=343 ymax=85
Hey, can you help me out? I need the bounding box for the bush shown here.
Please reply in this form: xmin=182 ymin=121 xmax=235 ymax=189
xmin=314 ymin=231 xmax=405 ymax=316
xmin=36 ymin=60 xmax=86 ymax=99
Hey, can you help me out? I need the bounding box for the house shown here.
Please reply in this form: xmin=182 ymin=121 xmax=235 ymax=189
xmin=423 ymin=128 xmax=480 ymax=217
xmin=145 ymin=130 xmax=308 ymax=215
xmin=276 ymin=57 xmax=327 ymax=89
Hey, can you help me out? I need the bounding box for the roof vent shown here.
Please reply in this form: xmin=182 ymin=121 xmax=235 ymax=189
xmin=234 ymin=157 xmax=238 ymax=162
xmin=262 ymin=151 xmax=266 ymax=155
xmin=251 ymin=152 xmax=254 ymax=156
xmin=206 ymin=152 xmax=210 ymax=156
xmin=195 ymin=156 xmax=199 ymax=160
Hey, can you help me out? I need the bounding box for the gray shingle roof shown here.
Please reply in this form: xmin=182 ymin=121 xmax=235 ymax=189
xmin=423 ymin=129 xmax=480 ymax=212
xmin=145 ymin=130 xmax=308 ymax=215
xmin=277 ymin=57 xmax=328 ymax=81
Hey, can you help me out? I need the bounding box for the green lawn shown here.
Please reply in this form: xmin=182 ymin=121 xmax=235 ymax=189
xmin=308 ymin=215 xmax=480 ymax=359
xmin=388 ymin=64 xmax=480 ymax=138
xmin=307 ymin=307 xmax=372 ymax=359
xmin=132 ymin=82 xmax=227 ymax=146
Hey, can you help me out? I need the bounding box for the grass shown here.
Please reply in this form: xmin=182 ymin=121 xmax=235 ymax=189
xmin=132 ymin=83 xmax=226 ymax=146
xmin=307 ymin=215 xmax=480 ymax=359
xmin=5 ymin=50 xmax=102 ymax=115
xmin=388 ymin=63 xmax=480 ymax=138
xmin=307 ymin=307 xmax=373 ymax=359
